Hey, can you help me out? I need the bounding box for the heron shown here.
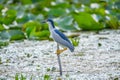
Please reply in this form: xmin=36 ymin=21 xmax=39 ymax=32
xmin=43 ymin=18 xmax=74 ymax=76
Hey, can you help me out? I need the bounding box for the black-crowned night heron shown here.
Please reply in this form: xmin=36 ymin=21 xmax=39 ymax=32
xmin=43 ymin=18 xmax=74 ymax=76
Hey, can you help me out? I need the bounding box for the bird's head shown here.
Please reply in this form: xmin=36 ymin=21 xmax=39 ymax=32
xmin=46 ymin=18 xmax=54 ymax=23
xmin=42 ymin=18 xmax=55 ymax=28
xmin=42 ymin=18 xmax=53 ymax=23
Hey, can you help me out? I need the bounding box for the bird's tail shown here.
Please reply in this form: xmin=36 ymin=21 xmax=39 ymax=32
xmin=69 ymin=44 xmax=74 ymax=52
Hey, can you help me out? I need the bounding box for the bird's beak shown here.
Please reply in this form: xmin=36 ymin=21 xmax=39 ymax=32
xmin=41 ymin=20 xmax=47 ymax=23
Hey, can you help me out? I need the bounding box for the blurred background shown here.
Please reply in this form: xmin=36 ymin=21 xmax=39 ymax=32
xmin=0 ymin=0 xmax=120 ymax=46
xmin=0 ymin=0 xmax=120 ymax=79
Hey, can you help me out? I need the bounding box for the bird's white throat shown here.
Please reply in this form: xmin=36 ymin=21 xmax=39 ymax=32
xmin=47 ymin=22 xmax=55 ymax=32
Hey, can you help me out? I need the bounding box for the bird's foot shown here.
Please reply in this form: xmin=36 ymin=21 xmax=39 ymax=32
xmin=56 ymin=48 xmax=67 ymax=55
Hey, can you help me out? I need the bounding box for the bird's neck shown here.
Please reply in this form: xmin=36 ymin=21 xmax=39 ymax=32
xmin=48 ymin=22 xmax=55 ymax=31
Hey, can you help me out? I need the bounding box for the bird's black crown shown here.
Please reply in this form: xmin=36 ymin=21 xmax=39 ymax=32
xmin=47 ymin=18 xmax=55 ymax=28
xmin=47 ymin=18 xmax=53 ymax=22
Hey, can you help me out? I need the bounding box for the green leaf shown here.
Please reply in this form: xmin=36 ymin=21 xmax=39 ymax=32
xmin=16 ymin=14 xmax=29 ymax=24
xmin=0 ymin=13 xmax=3 ymax=24
xmin=0 ymin=24 xmax=4 ymax=31
xmin=6 ymin=9 xmax=17 ymax=18
xmin=23 ymin=21 xmax=42 ymax=39
xmin=0 ymin=30 xmax=10 ymax=40
xmin=37 ymin=30 xmax=50 ymax=40
xmin=20 ymin=74 xmax=26 ymax=80
xmin=0 ymin=30 xmax=25 ymax=40
xmin=58 ymin=16 xmax=77 ymax=31
xmin=2 ymin=9 xmax=17 ymax=25
xmin=115 ymin=1 xmax=120 ymax=9
xmin=21 ymin=0 xmax=32 ymax=4
xmin=27 ymin=26 xmax=36 ymax=39
xmin=94 ymin=8 xmax=106 ymax=16
xmin=106 ymin=16 xmax=119 ymax=29
xmin=44 ymin=74 xmax=51 ymax=80
xmin=77 ymin=0 xmax=90 ymax=5
xmin=53 ymin=2 xmax=70 ymax=8
xmin=16 ymin=13 xmax=36 ymax=24
xmin=15 ymin=73 xmax=19 ymax=80
xmin=70 ymin=37 xmax=79 ymax=47
xmin=48 ymin=8 xmax=66 ymax=17
xmin=0 ymin=40 xmax=9 ymax=48
xmin=0 ymin=4 xmax=4 ymax=11
xmin=8 ymin=30 xmax=25 ymax=40
xmin=72 ymin=12 xmax=104 ymax=30
xmin=23 ymin=21 xmax=42 ymax=31
xmin=0 ymin=0 xmax=4 ymax=4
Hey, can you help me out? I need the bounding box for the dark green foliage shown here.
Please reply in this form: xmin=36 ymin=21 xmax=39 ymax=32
xmin=0 ymin=30 xmax=10 ymax=40
xmin=72 ymin=12 xmax=104 ymax=30
xmin=22 ymin=21 xmax=50 ymax=39
xmin=16 ymin=14 xmax=33 ymax=24
xmin=70 ymin=37 xmax=79 ymax=46
xmin=44 ymin=74 xmax=51 ymax=80
xmin=0 ymin=57 xmax=2 ymax=64
xmin=58 ymin=16 xmax=77 ymax=31
xmin=0 ymin=30 xmax=25 ymax=40
xmin=2 ymin=10 xmax=17 ymax=25
xmin=9 ymin=30 xmax=25 ymax=40
xmin=98 ymin=43 xmax=102 ymax=47
xmin=106 ymin=16 xmax=119 ymax=29
xmin=0 ymin=24 xmax=4 ymax=31
xmin=48 ymin=8 xmax=66 ymax=17
xmin=0 ymin=40 xmax=9 ymax=48
xmin=15 ymin=74 xmax=26 ymax=80
xmin=15 ymin=73 xmax=19 ymax=80
xmin=114 ymin=77 xmax=119 ymax=80
xmin=37 ymin=30 xmax=50 ymax=40
xmin=0 ymin=4 xmax=3 ymax=11
xmin=22 ymin=21 xmax=42 ymax=38
xmin=0 ymin=0 xmax=119 ymax=44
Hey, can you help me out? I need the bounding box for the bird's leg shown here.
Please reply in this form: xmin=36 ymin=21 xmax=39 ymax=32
xmin=56 ymin=43 xmax=62 ymax=76
xmin=56 ymin=43 xmax=61 ymax=55
xmin=57 ymin=48 xmax=67 ymax=55
xmin=57 ymin=54 xmax=62 ymax=76
xmin=56 ymin=44 xmax=68 ymax=76
xmin=63 ymin=48 xmax=67 ymax=51
xmin=56 ymin=44 xmax=67 ymax=55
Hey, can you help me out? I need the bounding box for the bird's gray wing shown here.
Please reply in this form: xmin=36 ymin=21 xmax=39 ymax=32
xmin=54 ymin=29 xmax=71 ymax=44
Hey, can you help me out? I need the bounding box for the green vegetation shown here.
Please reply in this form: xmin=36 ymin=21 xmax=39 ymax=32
xmin=14 ymin=73 xmax=72 ymax=80
xmin=0 ymin=0 xmax=120 ymax=47
xmin=0 ymin=40 xmax=9 ymax=48
xmin=44 ymin=74 xmax=51 ymax=80
xmin=0 ymin=57 xmax=2 ymax=64
xmin=15 ymin=74 xmax=27 ymax=80
xmin=70 ymin=37 xmax=79 ymax=46
xmin=74 ymin=52 xmax=85 ymax=56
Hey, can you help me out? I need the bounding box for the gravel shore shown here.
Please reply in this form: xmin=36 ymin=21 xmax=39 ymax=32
xmin=0 ymin=29 xmax=120 ymax=80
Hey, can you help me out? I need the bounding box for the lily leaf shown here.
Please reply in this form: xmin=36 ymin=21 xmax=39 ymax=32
xmin=22 ymin=21 xmax=42 ymax=39
xmin=0 ymin=30 xmax=25 ymax=40
xmin=72 ymin=12 xmax=104 ymax=30
xmin=0 ymin=30 xmax=10 ymax=40
xmin=0 ymin=4 xmax=3 ymax=11
xmin=2 ymin=9 xmax=17 ymax=25
xmin=57 ymin=16 xmax=77 ymax=31
xmin=48 ymin=8 xmax=65 ymax=17
xmin=0 ymin=40 xmax=9 ymax=48
xmin=106 ymin=16 xmax=119 ymax=29
xmin=8 ymin=30 xmax=25 ymax=40
xmin=21 ymin=0 xmax=32 ymax=4
xmin=36 ymin=30 xmax=50 ymax=40
xmin=0 ymin=24 xmax=4 ymax=31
